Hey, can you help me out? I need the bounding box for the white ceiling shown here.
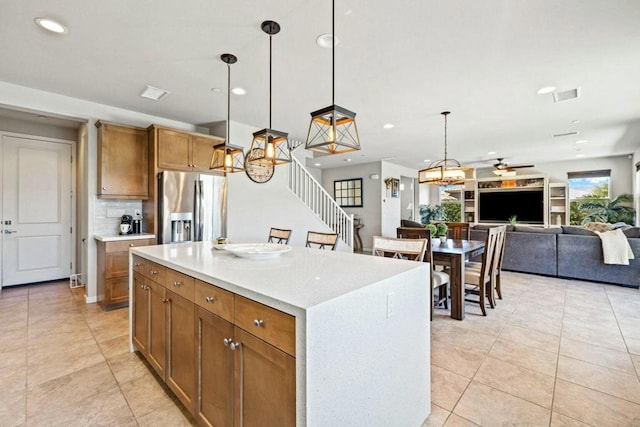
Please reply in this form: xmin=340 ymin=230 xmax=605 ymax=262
xmin=1 ymin=0 xmax=640 ymax=170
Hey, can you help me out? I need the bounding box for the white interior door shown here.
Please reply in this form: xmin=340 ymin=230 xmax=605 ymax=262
xmin=1 ymin=134 xmax=72 ymax=287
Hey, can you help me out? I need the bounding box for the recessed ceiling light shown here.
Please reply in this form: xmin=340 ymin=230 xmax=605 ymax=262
xmin=537 ymin=86 xmax=556 ymax=95
xmin=572 ymin=120 xmax=580 ymax=124
xmin=314 ymin=163 xmax=321 ymax=167
xmin=34 ymin=17 xmax=68 ymax=34
xmin=575 ymin=140 xmax=587 ymax=144
xmin=383 ymin=123 xmax=394 ymax=129
xmin=576 ymin=154 xmax=585 ymax=158
xmin=344 ymin=158 xmax=352 ymax=162
xmin=211 ymin=88 xmax=221 ymax=93
xmin=140 ymin=85 xmax=170 ymax=101
xmin=231 ymin=87 xmax=246 ymax=95
xmin=487 ymin=151 xmax=496 ymax=155
xmin=423 ymin=159 xmax=431 ymax=163
xmin=316 ymin=33 xmax=339 ymax=49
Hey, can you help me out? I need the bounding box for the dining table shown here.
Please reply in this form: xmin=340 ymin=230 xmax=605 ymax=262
xmin=431 ymin=238 xmax=485 ymax=320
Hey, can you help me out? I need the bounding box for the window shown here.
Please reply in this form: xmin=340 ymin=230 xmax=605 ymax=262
xmin=568 ymin=170 xmax=610 ymax=200
xmin=568 ymin=169 xmax=611 ymax=225
xmin=334 ymin=178 xmax=363 ymax=207
xmin=439 ymin=184 xmax=462 ymax=222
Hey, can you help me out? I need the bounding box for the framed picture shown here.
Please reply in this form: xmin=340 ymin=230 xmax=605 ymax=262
xmin=390 ymin=178 xmax=399 ymax=198
xmin=334 ymin=178 xmax=363 ymax=207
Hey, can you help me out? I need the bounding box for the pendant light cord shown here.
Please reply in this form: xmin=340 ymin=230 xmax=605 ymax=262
xmin=332 ymin=0 xmax=335 ymax=106
xmin=443 ymin=113 xmax=448 ymax=162
xmin=226 ymin=63 xmax=230 ymax=145
xmin=269 ymin=33 xmax=272 ymax=129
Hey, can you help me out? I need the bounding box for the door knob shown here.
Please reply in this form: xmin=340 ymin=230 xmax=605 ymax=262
xmin=3 ymin=230 xmax=17 ymax=234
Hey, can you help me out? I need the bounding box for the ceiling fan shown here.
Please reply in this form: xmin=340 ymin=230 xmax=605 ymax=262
xmin=492 ymin=158 xmax=534 ymax=175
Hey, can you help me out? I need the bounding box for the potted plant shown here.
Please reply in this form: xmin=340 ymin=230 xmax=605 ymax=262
xmin=436 ymin=223 xmax=448 ymax=243
xmin=426 ymin=224 xmax=437 ymax=238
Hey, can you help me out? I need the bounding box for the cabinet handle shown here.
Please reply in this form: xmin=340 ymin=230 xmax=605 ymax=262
xmin=205 ymin=296 xmax=214 ymax=303
xmin=162 ymin=298 xmax=170 ymax=304
xmin=223 ymin=337 xmax=233 ymax=346
xmin=230 ymin=341 xmax=241 ymax=351
xmin=151 ymin=270 xmax=157 ymax=275
xmin=140 ymin=284 xmax=144 ymax=289
xmin=102 ymin=187 xmax=106 ymax=191
xmin=253 ymin=319 xmax=264 ymax=327
xmin=142 ymin=285 xmax=150 ymax=290
xmin=173 ymin=281 xmax=181 ymax=288
xmin=129 ymin=243 xmax=134 ymax=247
xmin=134 ymin=262 xmax=141 ymax=266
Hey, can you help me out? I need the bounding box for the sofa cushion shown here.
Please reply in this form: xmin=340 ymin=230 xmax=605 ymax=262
xmin=623 ymin=227 xmax=640 ymax=238
xmin=514 ymin=225 xmax=562 ymax=234
xmin=400 ymin=219 xmax=423 ymax=228
xmin=473 ymin=224 xmax=515 ymax=231
xmin=561 ymin=225 xmax=598 ymax=236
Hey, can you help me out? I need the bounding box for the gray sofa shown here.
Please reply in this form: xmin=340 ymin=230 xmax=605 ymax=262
xmin=471 ymin=225 xmax=640 ymax=288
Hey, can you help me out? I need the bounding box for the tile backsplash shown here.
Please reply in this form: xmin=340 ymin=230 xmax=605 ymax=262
xmin=94 ymin=198 xmax=143 ymax=235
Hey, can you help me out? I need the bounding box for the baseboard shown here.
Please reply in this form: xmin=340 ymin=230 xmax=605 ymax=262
xmin=85 ymin=295 xmax=97 ymax=303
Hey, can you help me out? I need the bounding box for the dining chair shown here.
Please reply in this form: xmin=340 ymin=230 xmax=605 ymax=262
xmin=373 ymin=236 xmax=426 ymax=261
xmin=396 ymin=227 xmax=450 ymax=319
xmin=463 ymin=225 xmax=500 ymax=316
xmin=268 ymin=227 xmax=292 ymax=244
xmin=306 ymin=231 xmax=339 ymax=250
xmin=466 ymin=225 xmax=506 ymax=304
xmin=445 ymin=222 xmax=471 ymax=240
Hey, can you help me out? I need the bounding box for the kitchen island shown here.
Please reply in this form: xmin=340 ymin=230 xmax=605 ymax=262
xmin=129 ymin=241 xmax=430 ymax=426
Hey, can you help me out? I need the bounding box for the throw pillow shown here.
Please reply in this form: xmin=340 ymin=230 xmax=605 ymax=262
xmin=561 ymin=225 xmax=598 ymax=236
xmin=583 ymin=222 xmax=616 ymax=233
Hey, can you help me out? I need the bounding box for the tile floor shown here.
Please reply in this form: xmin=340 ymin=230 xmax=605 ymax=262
xmin=1 ymin=272 xmax=639 ymax=426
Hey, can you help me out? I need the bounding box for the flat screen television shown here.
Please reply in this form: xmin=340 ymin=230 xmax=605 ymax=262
xmin=478 ymin=189 xmax=544 ymax=223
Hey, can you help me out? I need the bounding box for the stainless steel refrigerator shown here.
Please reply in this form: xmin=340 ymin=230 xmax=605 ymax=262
xmin=157 ymin=171 xmax=227 ymax=244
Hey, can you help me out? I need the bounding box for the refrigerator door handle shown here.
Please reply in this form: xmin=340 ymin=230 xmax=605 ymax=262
xmin=194 ymin=179 xmax=204 ymax=241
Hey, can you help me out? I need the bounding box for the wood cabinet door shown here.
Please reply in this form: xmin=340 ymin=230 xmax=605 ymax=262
xmin=191 ymin=135 xmax=220 ymax=172
xmin=148 ymin=280 xmax=167 ymax=378
xmin=105 ymin=251 xmax=129 ymax=279
xmin=97 ymin=123 xmax=149 ymax=199
xmin=166 ymin=290 xmax=196 ymax=414
xmin=158 ymin=128 xmax=191 ymax=171
xmin=132 ymin=273 xmax=148 ymax=355
xmin=233 ymin=327 xmax=295 ymax=427
xmin=106 ymin=276 xmax=128 ymax=305
xmin=195 ymin=306 xmax=234 ymax=427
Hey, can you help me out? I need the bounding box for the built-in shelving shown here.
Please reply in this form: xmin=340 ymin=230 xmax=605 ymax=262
xmin=548 ymin=182 xmax=569 ymax=226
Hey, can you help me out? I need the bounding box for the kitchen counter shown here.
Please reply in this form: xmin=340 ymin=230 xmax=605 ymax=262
xmin=130 ymin=241 xmax=431 ymax=426
xmin=94 ymin=233 xmax=155 ymax=242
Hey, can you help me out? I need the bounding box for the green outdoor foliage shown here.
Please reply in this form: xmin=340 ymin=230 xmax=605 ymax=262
xmin=419 ymin=203 xmax=461 ymax=224
xmin=569 ymin=183 xmax=635 ymax=225
xmin=419 ymin=204 xmax=443 ymax=225
xmin=441 ymin=202 xmax=462 ymax=222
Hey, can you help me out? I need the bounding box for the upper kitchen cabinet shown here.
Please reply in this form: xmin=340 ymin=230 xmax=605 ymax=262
xmin=150 ymin=125 xmax=225 ymax=172
xmin=96 ymin=121 xmax=149 ymax=199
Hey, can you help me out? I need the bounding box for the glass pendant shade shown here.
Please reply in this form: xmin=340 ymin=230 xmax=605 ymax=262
xmin=247 ymin=21 xmax=291 ymax=166
xmin=306 ymin=105 xmax=360 ymax=154
xmin=210 ymin=53 xmax=245 ymax=173
xmin=248 ymin=128 xmax=291 ymax=165
xmin=418 ymin=111 xmax=473 ymax=185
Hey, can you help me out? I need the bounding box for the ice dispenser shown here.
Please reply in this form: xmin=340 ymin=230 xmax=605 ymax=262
xmin=170 ymin=212 xmax=192 ymax=243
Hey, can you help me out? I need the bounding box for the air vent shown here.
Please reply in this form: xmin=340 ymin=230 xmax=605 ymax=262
xmin=553 ymin=88 xmax=580 ymax=103
xmin=140 ymin=85 xmax=170 ymax=101
xmin=552 ymin=131 xmax=579 ymax=138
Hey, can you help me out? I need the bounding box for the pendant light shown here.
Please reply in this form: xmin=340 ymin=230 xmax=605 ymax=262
xmin=305 ymin=0 xmax=360 ymax=155
xmin=418 ymin=111 xmax=472 ymax=185
xmin=210 ymin=53 xmax=246 ymax=173
xmin=247 ymin=20 xmax=291 ymax=166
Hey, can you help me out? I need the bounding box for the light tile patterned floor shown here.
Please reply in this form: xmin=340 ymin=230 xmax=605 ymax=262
xmin=1 ymin=272 xmax=639 ymax=426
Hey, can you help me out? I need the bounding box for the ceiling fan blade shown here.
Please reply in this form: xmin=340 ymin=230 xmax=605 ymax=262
xmin=509 ymin=164 xmax=535 ymax=169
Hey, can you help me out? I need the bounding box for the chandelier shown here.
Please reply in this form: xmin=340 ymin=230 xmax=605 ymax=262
xmin=418 ymin=111 xmax=472 ymax=185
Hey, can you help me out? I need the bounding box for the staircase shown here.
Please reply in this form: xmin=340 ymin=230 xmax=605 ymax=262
xmin=288 ymin=156 xmax=354 ymax=250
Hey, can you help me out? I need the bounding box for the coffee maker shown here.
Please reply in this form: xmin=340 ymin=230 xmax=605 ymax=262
xmin=120 ymin=214 xmax=133 ymax=235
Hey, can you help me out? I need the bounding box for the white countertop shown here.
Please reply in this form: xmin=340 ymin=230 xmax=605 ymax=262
xmin=130 ymin=241 xmax=427 ymax=314
xmin=94 ymin=233 xmax=155 ymax=242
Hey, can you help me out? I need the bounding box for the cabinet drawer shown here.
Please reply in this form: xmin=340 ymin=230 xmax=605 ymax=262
xmin=106 ymin=238 xmax=155 ymax=253
xmin=165 ymin=269 xmax=195 ymax=302
xmin=133 ymin=258 xmax=166 ymax=285
xmin=234 ymin=296 xmax=295 ymax=357
xmin=195 ymin=280 xmax=234 ymax=323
